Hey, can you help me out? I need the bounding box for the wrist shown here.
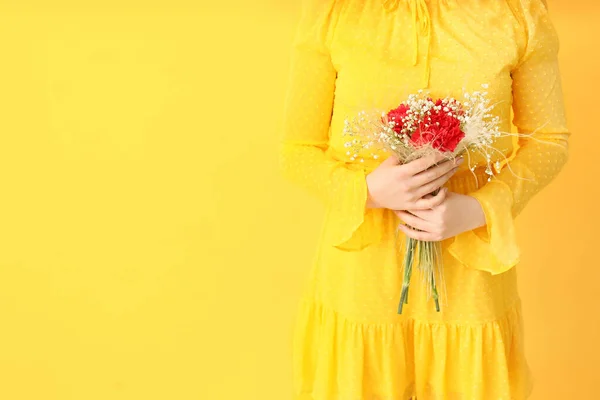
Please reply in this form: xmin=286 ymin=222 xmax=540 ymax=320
xmin=469 ymin=195 xmax=487 ymax=229
xmin=366 ymin=189 xmax=378 ymax=209
xmin=365 ymin=175 xmax=378 ymax=209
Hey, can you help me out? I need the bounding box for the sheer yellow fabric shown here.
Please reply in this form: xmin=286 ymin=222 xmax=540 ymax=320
xmin=279 ymin=0 xmax=569 ymax=398
xmin=448 ymin=0 xmax=570 ymax=276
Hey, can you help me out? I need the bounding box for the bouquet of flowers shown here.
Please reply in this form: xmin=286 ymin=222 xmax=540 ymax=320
xmin=342 ymin=84 xmax=522 ymax=314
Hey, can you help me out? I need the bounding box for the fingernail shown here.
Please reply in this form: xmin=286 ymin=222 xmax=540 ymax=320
xmin=456 ymin=157 xmax=464 ymax=165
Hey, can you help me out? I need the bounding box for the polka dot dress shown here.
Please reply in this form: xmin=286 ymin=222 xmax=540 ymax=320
xmin=279 ymin=0 xmax=570 ymax=399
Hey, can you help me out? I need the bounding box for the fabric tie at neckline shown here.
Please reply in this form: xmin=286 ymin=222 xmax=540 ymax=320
xmin=383 ymin=0 xmax=432 ymax=87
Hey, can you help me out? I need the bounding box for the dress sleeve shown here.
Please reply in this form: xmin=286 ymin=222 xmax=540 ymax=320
xmin=447 ymin=0 xmax=571 ymax=275
xmin=278 ymin=0 xmax=383 ymax=251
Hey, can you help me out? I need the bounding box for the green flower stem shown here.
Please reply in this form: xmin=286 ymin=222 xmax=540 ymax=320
xmin=431 ymin=260 xmax=440 ymax=312
xmin=397 ymin=209 xmax=445 ymax=314
xmin=398 ymin=236 xmax=415 ymax=314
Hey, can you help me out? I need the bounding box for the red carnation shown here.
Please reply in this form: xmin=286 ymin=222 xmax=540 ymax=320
xmin=386 ymin=104 xmax=410 ymax=135
xmin=410 ymin=105 xmax=465 ymax=152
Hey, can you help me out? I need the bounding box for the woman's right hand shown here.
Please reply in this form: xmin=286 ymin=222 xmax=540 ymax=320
xmin=365 ymin=153 xmax=464 ymax=211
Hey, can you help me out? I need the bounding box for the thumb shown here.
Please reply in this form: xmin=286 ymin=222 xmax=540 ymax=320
xmin=381 ymin=154 xmax=400 ymax=166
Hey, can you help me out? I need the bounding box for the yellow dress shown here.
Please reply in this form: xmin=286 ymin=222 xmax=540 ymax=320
xmin=279 ymin=0 xmax=570 ymax=398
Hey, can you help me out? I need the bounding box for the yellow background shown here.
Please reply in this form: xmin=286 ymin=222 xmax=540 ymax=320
xmin=0 ymin=0 xmax=595 ymax=399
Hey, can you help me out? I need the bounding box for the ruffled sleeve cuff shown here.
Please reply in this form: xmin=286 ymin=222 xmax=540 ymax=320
xmin=447 ymin=179 xmax=521 ymax=275
xmin=324 ymin=166 xmax=383 ymax=251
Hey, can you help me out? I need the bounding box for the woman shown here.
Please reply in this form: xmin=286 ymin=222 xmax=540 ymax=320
xmin=279 ymin=0 xmax=569 ymax=398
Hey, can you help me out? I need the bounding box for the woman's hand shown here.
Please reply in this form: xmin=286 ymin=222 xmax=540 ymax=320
xmin=394 ymin=192 xmax=487 ymax=241
xmin=366 ymin=153 xmax=463 ymax=211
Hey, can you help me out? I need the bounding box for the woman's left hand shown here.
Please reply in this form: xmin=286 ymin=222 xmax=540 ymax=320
xmin=394 ymin=191 xmax=487 ymax=241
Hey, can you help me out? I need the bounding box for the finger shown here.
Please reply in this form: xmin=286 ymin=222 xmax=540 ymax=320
xmin=414 ymin=166 xmax=458 ymax=199
xmin=411 ymin=156 xmax=463 ymax=188
xmin=403 ymin=207 xmax=435 ymax=220
xmin=396 ymin=222 xmax=437 ymax=241
xmin=394 ymin=210 xmax=435 ymax=233
xmin=412 ymin=187 xmax=448 ymax=210
xmin=401 ymin=152 xmax=448 ymax=176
